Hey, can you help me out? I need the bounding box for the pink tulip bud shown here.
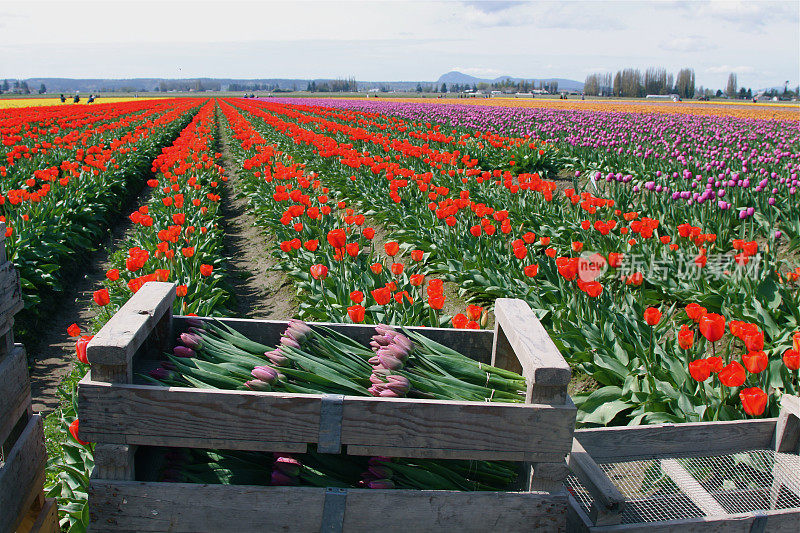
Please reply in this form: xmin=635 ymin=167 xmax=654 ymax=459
xmin=245 ymin=380 xmax=272 ymax=391
xmin=265 ymin=349 xmax=288 ymax=366
xmin=367 ymin=479 xmax=395 ymax=489
xmin=179 ymin=332 xmax=201 ymax=349
xmin=286 ymin=319 xmax=312 ymax=341
xmin=271 ymin=470 xmax=297 ymax=486
xmin=148 ymin=368 xmax=176 ymax=380
xmin=378 ymin=389 xmax=401 ymax=397
xmin=391 ymin=333 xmax=413 ymax=352
xmin=368 ymin=465 xmax=393 ymax=479
xmin=186 ymin=318 xmax=204 ymax=328
xmin=173 ymin=345 xmax=196 ymax=358
xmin=252 ymin=365 xmax=279 ymax=383
xmin=280 ymin=336 xmax=300 ymax=349
xmin=274 ymin=456 xmax=301 ymax=476
xmin=377 ymin=343 xmax=409 ymax=361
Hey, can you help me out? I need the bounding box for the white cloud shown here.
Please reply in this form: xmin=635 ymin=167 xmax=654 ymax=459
xmin=661 ymin=35 xmax=716 ymax=52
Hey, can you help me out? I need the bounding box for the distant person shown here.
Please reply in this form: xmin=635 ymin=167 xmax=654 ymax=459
xmin=60 ymin=94 xmax=66 ymax=103
xmin=73 ymin=94 xmax=80 ymax=103
xmin=87 ymin=94 xmax=95 ymax=104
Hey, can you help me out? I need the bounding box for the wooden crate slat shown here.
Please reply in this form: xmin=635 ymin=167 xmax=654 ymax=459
xmin=0 ymin=415 xmax=46 ymax=533
xmin=88 ymin=479 xmax=568 ymax=533
xmin=0 ymin=344 xmax=30 ymax=445
xmin=87 ymin=282 xmax=176 ymax=366
xmin=79 ymin=375 xmax=575 ymax=460
xmin=493 ymin=298 xmax=571 ymax=387
xmin=0 ymin=260 xmax=23 ymax=325
xmin=78 ymin=377 xmax=323 ymax=449
xmin=574 ymin=419 xmax=777 ymax=461
xmin=26 ymin=497 xmax=60 ymax=533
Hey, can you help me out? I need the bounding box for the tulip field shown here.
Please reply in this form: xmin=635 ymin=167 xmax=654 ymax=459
xmin=2 ymin=95 xmax=798 ymax=530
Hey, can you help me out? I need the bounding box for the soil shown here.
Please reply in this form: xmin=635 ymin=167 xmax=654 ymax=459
xmin=27 ymin=187 xmax=151 ymax=414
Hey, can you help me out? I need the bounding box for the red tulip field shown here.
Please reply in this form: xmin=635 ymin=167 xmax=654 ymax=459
xmin=2 ymin=96 xmax=799 ymax=531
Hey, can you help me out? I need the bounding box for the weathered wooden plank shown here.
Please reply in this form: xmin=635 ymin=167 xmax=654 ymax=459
xmin=589 ymin=507 xmax=800 ymax=532
xmin=339 ymin=395 xmax=575 ymax=459
xmin=773 ymin=394 xmax=800 ymax=453
xmin=92 ymin=444 xmax=136 ymax=481
xmin=492 ymin=298 xmax=571 ymax=387
xmin=78 ymin=377 xmax=322 ymax=451
xmin=79 ymin=376 xmax=575 ymax=460
xmin=88 ymin=480 xmax=568 ymax=533
xmin=87 ymin=281 xmax=176 ymax=368
xmin=660 ymin=459 xmax=727 ymax=517
xmin=0 ymin=259 xmax=23 ymax=324
xmin=575 ymin=419 xmax=777 ymax=461
xmin=567 ymin=493 xmax=594 ymax=533
xmin=27 ymin=497 xmax=60 ymax=533
xmin=568 ymin=439 xmax=626 ymax=526
xmin=0 ymin=344 xmax=30 ymax=444
xmin=529 ymin=461 xmax=571 ymax=492
xmin=175 ymin=315 xmax=496 ymax=365
xmin=0 ymin=415 xmax=46 ymax=533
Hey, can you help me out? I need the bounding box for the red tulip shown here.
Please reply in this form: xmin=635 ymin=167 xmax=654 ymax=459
xmin=411 ymin=250 xmax=424 ymax=262
xmin=93 ymin=289 xmax=110 ymax=306
xmin=427 ymin=279 xmax=443 ymax=295
xmin=309 ymin=264 xmax=328 ymax=280
xmin=685 ymin=303 xmax=706 ymax=322
xmin=428 ymin=294 xmax=445 ymax=310
xmin=699 ymin=313 xmax=726 ymax=342
xmin=349 ymin=290 xmax=364 ymax=303
xmin=688 ymin=359 xmax=711 ymax=382
xmin=67 ymin=323 xmax=81 ymax=337
xmin=106 ymin=268 xmax=120 ymax=281
xmin=793 ymin=332 xmax=800 ymax=353
xmin=384 ymin=241 xmax=399 ymax=257
xmin=370 ymin=263 xmax=383 ymax=274
xmin=304 ymin=239 xmax=319 ymax=251
xmin=391 ymin=263 xmax=404 ymax=276
xmin=347 ymin=305 xmax=365 ymax=323
xmin=524 ymin=264 xmax=539 ymax=277
xmin=678 ymin=325 xmax=694 ymax=349
xmin=743 ymin=330 xmax=764 ymax=352
xmin=199 ymin=264 xmax=214 ymax=277
xmin=466 ymin=305 xmax=483 ymax=321
xmin=69 ymin=419 xmax=89 ymax=446
xmin=782 ymin=349 xmax=799 ymax=371
xmin=742 ymin=351 xmax=768 ymax=374
xmin=718 ymin=361 xmax=746 ymax=387
xmin=76 ymin=335 xmax=93 ymax=364
xmin=409 ymin=274 xmax=425 ymax=286
xmin=739 ymin=387 xmax=768 ymax=416
xmin=371 ymin=287 xmax=391 ymax=305
xmin=346 ymin=242 xmax=360 ymax=257
xmin=362 ymin=227 xmax=375 ymax=240
xmin=327 ymin=228 xmax=346 ymax=249
xmin=176 ymin=285 xmax=188 ymax=297
xmin=643 ymin=307 xmax=662 ymax=326
xmin=706 ymin=356 xmax=724 ymax=373
xmin=181 ymin=247 xmax=195 ymax=258
xmin=452 ymin=313 xmax=468 ymax=329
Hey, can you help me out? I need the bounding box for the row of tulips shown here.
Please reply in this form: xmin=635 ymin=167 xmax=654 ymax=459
xmin=47 ymin=100 xmax=237 ymax=533
xmin=1 ymin=99 xmax=204 ymax=331
xmin=232 ymin=98 xmax=799 ymax=423
xmin=219 ymin=99 xmax=482 ymax=327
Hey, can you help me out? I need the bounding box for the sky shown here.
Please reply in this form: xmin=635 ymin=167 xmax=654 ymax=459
xmin=0 ymin=0 xmax=798 ymax=90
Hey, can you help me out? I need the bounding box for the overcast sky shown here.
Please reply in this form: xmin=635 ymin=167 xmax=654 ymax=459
xmin=0 ymin=0 xmax=797 ymax=89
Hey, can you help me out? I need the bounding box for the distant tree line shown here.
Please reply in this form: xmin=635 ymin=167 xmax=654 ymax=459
xmin=157 ymin=80 xmax=223 ymax=92
xmin=306 ymin=77 xmax=358 ymax=92
xmin=584 ymin=67 xmax=696 ymax=98
xmin=0 ymin=79 xmax=32 ymax=94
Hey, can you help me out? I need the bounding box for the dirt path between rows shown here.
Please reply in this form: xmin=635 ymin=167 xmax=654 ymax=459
xmin=28 ymin=187 xmax=152 ymax=414
xmin=216 ymin=107 xmax=298 ymax=320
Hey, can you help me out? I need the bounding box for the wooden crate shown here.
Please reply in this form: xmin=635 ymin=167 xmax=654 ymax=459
xmin=0 ymin=223 xmax=59 ymax=533
xmin=566 ymin=395 xmax=800 ymax=532
xmin=79 ymin=282 xmax=578 ymax=531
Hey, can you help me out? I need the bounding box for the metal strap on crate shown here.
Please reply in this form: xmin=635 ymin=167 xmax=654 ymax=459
xmin=320 ymin=487 xmax=348 ymax=533
xmin=749 ymin=511 xmax=768 ymax=533
xmin=318 ymin=394 xmax=344 ymax=453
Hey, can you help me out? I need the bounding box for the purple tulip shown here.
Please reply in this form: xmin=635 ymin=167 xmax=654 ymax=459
xmin=173 ymin=345 xmax=196 ymax=358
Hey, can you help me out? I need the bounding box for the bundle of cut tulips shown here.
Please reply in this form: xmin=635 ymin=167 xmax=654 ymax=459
xmin=145 ymin=318 xmax=528 ymax=490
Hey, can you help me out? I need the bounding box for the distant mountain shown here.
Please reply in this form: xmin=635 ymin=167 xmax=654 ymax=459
xmin=437 ymin=71 xmax=584 ymax=91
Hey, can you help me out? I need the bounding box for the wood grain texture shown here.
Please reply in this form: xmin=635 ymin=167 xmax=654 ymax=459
xmin=26 ymin=497 xmax=60 ymax=533
xmin=88 ymin=480 xmax=568 ymax=533
xmin=493 ymin=298 xmax=571 ymax=387
xmin=568 ymin=439 xmax=625 ymax=525
xmin=773 ymin=394 xmax=800 ymax=453
xmin=79 ymin=376 xmax=575 ymax=460
xmin=588 ymin=507 xmax=800 ymax=533
xmin=0 ymin=344 xmax=30 ymax=444
xmin=575 ymin=419 xmax=777 ymax=461
xmin=0 ymin=260 xmax=23 ymax=325
xmin=0 ymin=415 xmax=46 ymax=533
xmin=92 ymin=444 xmax=136 ymax=481
xmin=87 ymin=281 xmax=176 ymax=367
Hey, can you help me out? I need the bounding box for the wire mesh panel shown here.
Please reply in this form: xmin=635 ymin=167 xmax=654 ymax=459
xmin=566 ymin=449 xmax=800 ymax=526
